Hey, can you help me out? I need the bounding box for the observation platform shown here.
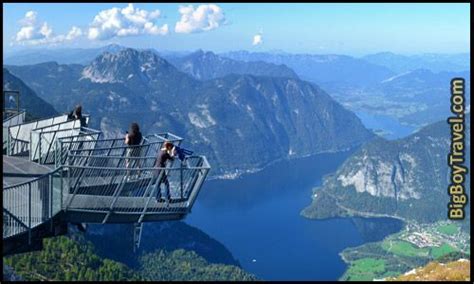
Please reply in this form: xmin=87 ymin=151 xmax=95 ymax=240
xmin=3 ymin=109 xmax=210 ymax=256
xmin=3 ymin=156 xmax=54 ymax=186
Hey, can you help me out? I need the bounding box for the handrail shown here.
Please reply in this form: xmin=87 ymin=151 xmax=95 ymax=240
xmin=55 ymin=129 xmax=102 ymax=167
xmin=3 ymin=110 xmax=26 ymax=125
xmin=7 ymin=115 xmax=85 ymax=156
xmin=9 ymin=113 xmax=67 ymax=126
xmin=3 ymin=116 xmax=210 ymax=245
xmin=3 ymin=167 xmax=65 ymax=240
xmin=3 ymin=167 xmax=64 ymax=190
xmin=30 ymin=120 xmax=83 ymax=163
xmin=30 ymin=118 xmax=84 ymax=133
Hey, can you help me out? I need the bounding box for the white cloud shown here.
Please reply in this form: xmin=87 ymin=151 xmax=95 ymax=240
xmin=15 ymin=11 xmax=50 ymax=42
xmin=175 ymin=4 xmax=225 ymax=33
xmin=252 ymin=33 xmax=263 ymax=46
xmin=88 ymin=3 xmax=168 ymax=40
xmin=66 ymin=26 xmax=83 ymax=40
xmin=14 ymin=11 xmax=83 ymax=45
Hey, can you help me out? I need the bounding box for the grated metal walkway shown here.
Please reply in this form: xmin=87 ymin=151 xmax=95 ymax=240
xmin=3 ymin=155 xmax=54 ymax=186
xmin=3 ymin=111 xmax=210 ymax=256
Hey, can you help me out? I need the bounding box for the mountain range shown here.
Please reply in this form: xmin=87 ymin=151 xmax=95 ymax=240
xmin=220 ymin=50 xmax=396 ymax=87
xmin=362 ymin=52 xmax=470 ymax=73
xmin=3 ymin=68 xmax=58 ymax=119
xmin=5 ymin=48 xmax=374 ymax=177
xmin=3 ymin=44 xmax=126 ymax=66
xmin=333 ymin=68 xmax=471 ymax=128
xmin=301 ymin=115 xmax=471 ymax=225
xmin=166 ymin=50 xmax=298 ymax=81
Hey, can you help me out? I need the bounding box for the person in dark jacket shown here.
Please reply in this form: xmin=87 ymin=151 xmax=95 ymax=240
xmin=155 ymin=141 xmax=175 ymax=205
xmin=68 ymin=104 xmax=87 ymax=127
xmin=124 ymin=122 xmax=143 ymax=178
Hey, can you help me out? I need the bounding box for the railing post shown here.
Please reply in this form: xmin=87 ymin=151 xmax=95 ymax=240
xmin=49 ymin=173 xmax=53 ymax=232
xmin=60 ymin=167 xmax=64 ymax=210
xmin=180 ymin=162 xmax=183 ymax=199
xmin=66 ymin=158 xmax=70 ymax=211
xmin=28 ymin=182 xmax=32 ymax=245
xmin=7 ymin=127 xmax=11 ymax=155
xmin=29 ymin=131 xmax=33 ymax=161
xmin=55 ymin=139 xmax=59 ymax=168
xmin=39 ymin=132 xmax=42 ymax=164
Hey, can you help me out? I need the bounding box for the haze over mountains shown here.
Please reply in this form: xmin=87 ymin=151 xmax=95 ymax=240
xmin=362 ymin=52 xmax=470 ymax=73
xmin=5 ymin=44 xmax=469 ymax=132
xmin=3 ymin=43 xmax=470 ymax=282
xmin=167 ymin=50 xmax=299 ymax=81
xmin=5 ymin=48 xmax=373 ymax=177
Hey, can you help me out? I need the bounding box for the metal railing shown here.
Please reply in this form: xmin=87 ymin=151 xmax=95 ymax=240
xmin=3 ymin=110 xmax=26 ymax=126
xmin=64 ymin=133 xmax=183 ymax=168
xmin=54 ymin=129 xmax=102 ymax=168
xmin=3 ymin=168 xmax=64 ymax=241
xmin=3 ymin=112 xmax=209 ymax=243
xmin=3 ymin=154 xmax=210 ymax=239
xmin=3 ymin=111 xmax=26 ymax=152
xmin=63 ymin=155 xmax=210 ymax=223
xmin=6 ymin=114 xmax=89 ymax=156
xmin=7 ymin=114 xmax=69 ymax=153
xmin=30 ymin=122 xmax=81 ymax=163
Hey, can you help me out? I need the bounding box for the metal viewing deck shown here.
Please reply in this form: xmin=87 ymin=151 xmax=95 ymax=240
xmin=3 ymin=107 xmax=210 ymax=256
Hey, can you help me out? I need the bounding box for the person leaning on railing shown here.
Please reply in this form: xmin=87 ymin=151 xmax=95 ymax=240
xmin=154 ymin=141 xmax=176 ymax=207
xmin=124 ymin=122 xmax=143 ymax=179
xmin=67 ymin=104 xmax=87 ymax=127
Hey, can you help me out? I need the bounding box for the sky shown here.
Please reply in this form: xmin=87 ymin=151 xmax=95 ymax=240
xmin=2 ymin=3 xmax=471 ymax=56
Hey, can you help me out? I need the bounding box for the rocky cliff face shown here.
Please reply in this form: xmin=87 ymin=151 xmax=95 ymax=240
xmin=302 ymin=116 xmax=470 ymax=223
xmin=6 ymin=48 xmax=374 ymax=177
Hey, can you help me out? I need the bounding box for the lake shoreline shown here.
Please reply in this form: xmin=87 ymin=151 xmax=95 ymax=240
xmin=187 ymin=149 xmax=405 ymax=280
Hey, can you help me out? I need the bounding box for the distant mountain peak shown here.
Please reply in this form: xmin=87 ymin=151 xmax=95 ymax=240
xmin=81 ymin=48 xmax=174 ymax=84
xmin=168 ymin=50 xmax=299 ymax=80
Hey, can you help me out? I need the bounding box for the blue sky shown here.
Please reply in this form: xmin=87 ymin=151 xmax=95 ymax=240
xmin=3 ymin=3 xmax=470 ymax=56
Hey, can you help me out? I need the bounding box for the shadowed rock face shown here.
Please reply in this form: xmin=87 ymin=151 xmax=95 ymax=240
xmin=3 ymin=68 xmax=58 ymax=119
xmin=6 ymin=48 xmax=373 ymax=177
xmin=302 ymin=116 xmax=471 ymax=224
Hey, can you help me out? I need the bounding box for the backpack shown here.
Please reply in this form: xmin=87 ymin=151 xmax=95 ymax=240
xmin=174 ymin=146 xmax=193 ymax=161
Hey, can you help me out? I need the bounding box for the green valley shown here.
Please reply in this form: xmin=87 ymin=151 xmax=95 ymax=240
xmin=340 ymin=221 xmax=470 ymax=281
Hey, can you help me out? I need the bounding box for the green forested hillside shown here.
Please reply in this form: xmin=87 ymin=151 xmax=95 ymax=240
xmin=3 ymin=235 xmax=257 ymax=281
xmin=138 ymin=250 xmax=257 ymax=281
xmin=4 ymin=236 xmax=141 ymax=281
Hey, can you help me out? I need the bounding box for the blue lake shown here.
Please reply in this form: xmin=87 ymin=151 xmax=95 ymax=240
xmin=355 ymin=111 xmax=416 ymax=140
xmin=185 ymin=151 xmax=404 ymax=280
